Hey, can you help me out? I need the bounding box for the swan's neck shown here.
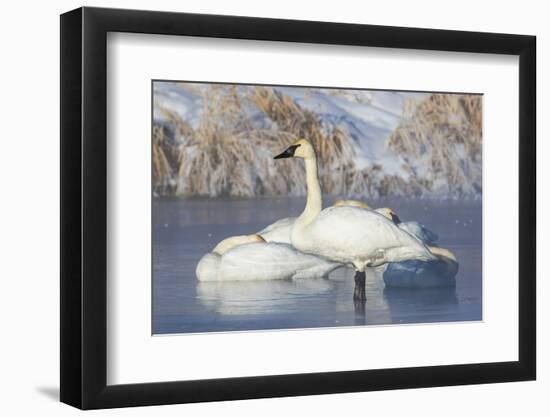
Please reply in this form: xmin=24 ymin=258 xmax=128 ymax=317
xmin=295 ymin=157 xmax=322 ymax=228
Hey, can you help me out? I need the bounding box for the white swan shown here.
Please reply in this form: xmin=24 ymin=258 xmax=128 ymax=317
xmin=196 ymin=234 xmax=342 ymax=282
xmin=274 ymin=139 xmax=436 ymax=300
xmin=383 ymin=246 xmax=459 ymax=288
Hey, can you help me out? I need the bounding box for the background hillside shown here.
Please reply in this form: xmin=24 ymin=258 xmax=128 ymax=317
xmin=153 ymin=82 xmax=482 ymax=199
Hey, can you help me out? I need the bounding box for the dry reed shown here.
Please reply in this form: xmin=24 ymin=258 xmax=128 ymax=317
xmin=153 ymin=85 xmax=482 ymax=199
xmin=388 ymin=93 xmax=482 ymax=196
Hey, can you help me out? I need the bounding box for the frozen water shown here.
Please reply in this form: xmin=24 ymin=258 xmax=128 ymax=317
xmin=152 ymin=196 xmax=482 ymax=334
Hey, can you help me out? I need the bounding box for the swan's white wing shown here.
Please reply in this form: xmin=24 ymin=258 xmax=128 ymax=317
xmin=257 ymin=217 xmax=296 ymax=244
xmin=295 ymin=206 xmax=435 ymax=267
xmin=219 ymin=242 xmax=339 ymax=281
xmin=398 ymin=221 xmax=439 ymax=245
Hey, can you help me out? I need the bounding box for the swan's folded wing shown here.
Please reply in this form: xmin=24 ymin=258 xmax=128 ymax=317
xmin=220 ymin=242 xmax=338 ymax=281
xmin=307 ymin=206 xmax=419 ymax=250
xmin=302 ymin=206 xmax=435 ymax=264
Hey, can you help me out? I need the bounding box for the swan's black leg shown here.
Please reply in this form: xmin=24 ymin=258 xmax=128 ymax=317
xmin=353 ymin=270 xmax=366 ymax=302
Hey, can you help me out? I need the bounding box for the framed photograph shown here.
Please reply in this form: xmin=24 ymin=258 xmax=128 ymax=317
xmin=60 ymin=6 xmax=536 ymax=409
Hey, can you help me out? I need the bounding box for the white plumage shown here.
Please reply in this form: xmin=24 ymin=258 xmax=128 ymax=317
xmin=257 ymin=201 xmax=374 ymax=245
xmin=291 ymin=205 xmax=435 ymax=271
xmin=196 ymin=242 xmax=341 ymax=282
xmin=196 ymin=277 xmax=335 ymax=316
xmin=257 ymin=217 xmax=295 ymax=244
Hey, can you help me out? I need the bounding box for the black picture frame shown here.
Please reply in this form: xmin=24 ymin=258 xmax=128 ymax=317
xmin=60 ymin=6 xmax=536 ymax=410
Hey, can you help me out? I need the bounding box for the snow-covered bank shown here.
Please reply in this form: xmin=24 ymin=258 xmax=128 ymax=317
xmin=152 ymin=82 xmax=482 ymax=199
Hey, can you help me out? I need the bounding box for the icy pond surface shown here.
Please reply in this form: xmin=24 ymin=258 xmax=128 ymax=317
xmin=153 ymin=197 xmax=482 ymax=334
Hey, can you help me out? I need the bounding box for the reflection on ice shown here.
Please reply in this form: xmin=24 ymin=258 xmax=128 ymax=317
xmin=196 ymin=266 xmax=393 ymax=327
xmin=153 ymin=197 xmax=482 ymax=334
xmin=196 ymin=278 xmax=336 ymax=315
xmin=383 ymin=287 xmax=459 ymax=324
xmin=346 ymin=267 xmax=392 ymax=325
xmin=195 ymin=264 xmax=463 ymax=326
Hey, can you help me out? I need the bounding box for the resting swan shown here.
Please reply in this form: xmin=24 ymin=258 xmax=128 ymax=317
xmin=373 ymin=209 xmax=458 ymax=287
xmin=196 ymin=234 xmax=341 ymax=282
xmin=383 ymin=246 xmax=459 ymax=288
xmin=274 ymin=139 xmax=436 ymax=301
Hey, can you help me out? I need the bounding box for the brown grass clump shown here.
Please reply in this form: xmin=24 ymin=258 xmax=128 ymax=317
xmin=248 ymin=87 xmax=362 ymax=196
xmin=152 ymin=105 xmax=196 ymax=196
xmin=152 ymin=125 xmax=175 ymax=196
xmin=174 ymin=85 xmax=278 ymax=197
xmin=388 ymin=93 xmax=482 ymax=195
xmin=153 ymin=84 xmax=482 ymax=199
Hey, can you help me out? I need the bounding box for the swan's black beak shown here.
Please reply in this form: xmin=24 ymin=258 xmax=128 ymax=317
xmin=274 ymin=144 xmax=300 ymax=159
xmin=391 ymin=213 xmax=401 ymax=224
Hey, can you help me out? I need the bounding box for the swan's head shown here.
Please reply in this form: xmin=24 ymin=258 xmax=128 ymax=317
xmin=375 ymin=207 xmax=401 ymax=224
xmin=333 ymin=199 xmax=371 ymax=209
xmin=212 ymin=234 xmax=265 ymax=255
xmin=274 ymin=139 xmax=315 ymax=160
